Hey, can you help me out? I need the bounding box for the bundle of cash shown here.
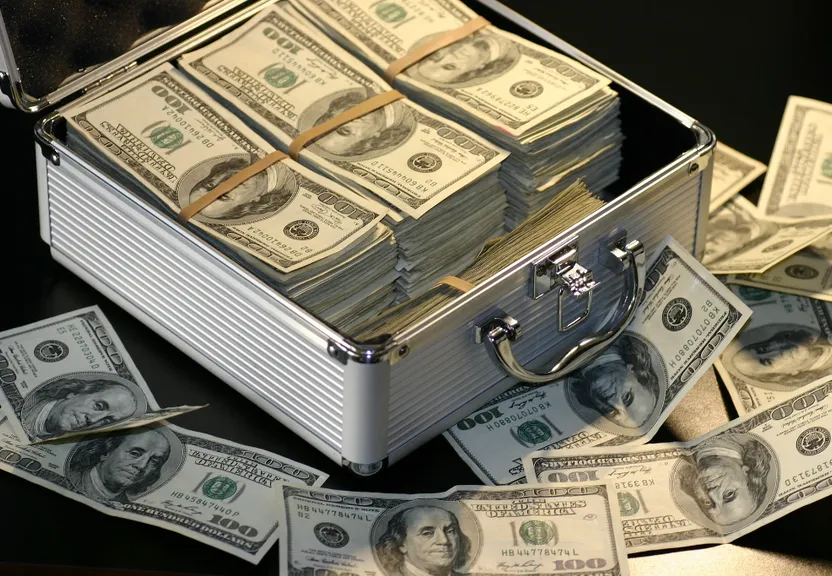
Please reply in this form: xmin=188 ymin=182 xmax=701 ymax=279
xmin=276 ymin=481 xmax=630 ymax=576
xmin=63 ymin=63 xmax=397 ymax=331
xmin=0 ymin=308 xmax=328 ymax=564
xmin=289 ymin=0 xmax=623 ymax=229
xmin=178 ymin=3 xmax=508 ymax=300
xmin=524 ymin=375 xmax=832 ymax=555
xmin=444 ymin=237 xmax=751 ymax=485
xmin=353 ymin=181 xmax=605 ymax=340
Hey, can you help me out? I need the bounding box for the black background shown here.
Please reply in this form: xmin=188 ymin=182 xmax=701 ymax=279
xmin=2 ymin=1 xmax=832 ymax=574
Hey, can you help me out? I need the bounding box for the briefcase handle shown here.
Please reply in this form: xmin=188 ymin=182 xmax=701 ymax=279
xmin=475 ymin=238 xmax=645 ymax=385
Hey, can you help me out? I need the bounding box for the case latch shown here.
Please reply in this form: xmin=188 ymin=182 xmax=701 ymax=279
xmin=530 ymin=237 xmax=599 ymax=331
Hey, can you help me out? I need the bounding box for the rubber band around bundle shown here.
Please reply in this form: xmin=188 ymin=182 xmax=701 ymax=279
xmin=434 ymin=276 xmax=475 ymax=293
xmin=177 ymin=151 xmax=288 ymax=223
xmin=287 ymin=90 xmax=406 ymax=160
xmin=383 ymin=16 xmax=491 ymax=83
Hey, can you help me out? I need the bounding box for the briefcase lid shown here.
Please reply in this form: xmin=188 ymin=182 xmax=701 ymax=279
xmin=0 ymin=0 xmax=252 ymax=112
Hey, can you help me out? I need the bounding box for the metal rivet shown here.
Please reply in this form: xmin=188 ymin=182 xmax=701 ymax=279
xmin=536 ymin=265 xmax=547 ymax=276
xmin=398 ymin=345 xmax=409 ymax=359
xmin=689 ymin=162 xmax=700 ymax=175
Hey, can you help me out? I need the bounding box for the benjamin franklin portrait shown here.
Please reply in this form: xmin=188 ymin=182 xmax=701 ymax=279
xmin=721 ymin=323 xmax=832 ymax=391
xmin=406 ymin=30 xmax=520 ymax=88
xmin=67 ymin=426 xmax=183 ymax=504
xmin=566 ymin=334 xmax=666 ymax=435
xmin=297 ymin=88 xmax=416 ymax=162
xmin=672 ymin=433 xmax=776 ymax=532
xmin=20 ymin=374 xmax=145 ymax=442
xmin=372 ymin=501 xmax=480 ymax=576
xmin=178 ymin=154 xmax=297 ymax=224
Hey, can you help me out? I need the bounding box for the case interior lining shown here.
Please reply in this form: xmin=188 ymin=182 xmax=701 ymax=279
xmin=0 ymin=0 xmax=210 ymax=98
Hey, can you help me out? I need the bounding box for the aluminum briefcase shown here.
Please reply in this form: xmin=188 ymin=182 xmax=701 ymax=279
xmin=1 ymin=0 xmax=715 ymax=475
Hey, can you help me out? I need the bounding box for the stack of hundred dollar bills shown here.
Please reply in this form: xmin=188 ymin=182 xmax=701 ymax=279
xmin=64 ymin=63 xmax=398 ymax=331
xmin=178 ymin=3 xmax=509 ymax=300
xmin=289 ymin=0 xmax=623 ymax=229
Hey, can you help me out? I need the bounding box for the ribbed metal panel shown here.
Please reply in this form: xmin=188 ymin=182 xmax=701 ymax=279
xmin=45 ymin=157 xmax=345 ymax=451
xmin=388 ymin=172 xmax=703 ymax=452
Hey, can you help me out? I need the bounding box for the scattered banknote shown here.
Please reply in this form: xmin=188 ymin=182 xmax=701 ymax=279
xmin=524 ymin=375 xmax=832 ymax=554
xmin=757 ymin=96 xmax=832 ymax=217
xmin=702 ymin=195 xmax=832 ymax=274
xmin=444 ymin=236 xmax=751 ymax=484
xmin=277 ymin=482 xmax=630 ymax=576
xmin=0 ymin=409 xmax=328 ymax=564
xmin=714 ymin=285 xmax=832 ymax=414
xmin=709 ymin=143 xmax=767 ymax=213
xmin=64 ymin=62 xmax=387 ymax=275
xmin=727 ymin=233 xmax=832 ymax=302
xmin=0 ymin=307 xmax=203 ymax=444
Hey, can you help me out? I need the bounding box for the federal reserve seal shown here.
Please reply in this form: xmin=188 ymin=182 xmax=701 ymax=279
xmin=785 ymin=264 xmax=819 ymax=279
xmin=662 ymin=298 xmax=692 ymax=332
xmin=314 ymin=522 xmax=350 ymax=548
xmin=284 ymin=220 xmax=319 ymax=241
xmin=618 ymin=492 xmax=640 ymax=516
xmin=796 ymin=427 xmax=831 ymax=456
xmin=511 ymin=420 xmax=552 ymax=448
xmin=407 ymin=152 xmax=442 ymax=173
xmin=34 ymin=340 xmax=69 ymax=363
xmin=510 ymin=80 xmax=544 ymax=99
xmin=202 ymin=476 xmax=238 ymax=500
xmin=518 ymin=520 xmax=556 ymax=545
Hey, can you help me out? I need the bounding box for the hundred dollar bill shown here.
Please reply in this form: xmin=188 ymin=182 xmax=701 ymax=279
xmin=444 ymin=236 xmax=751 ymax=485
xmin=290 ymin=0 xmax=611 ymax=138
xmin=709 ymin=143 xmax=767 ymax=213
xmin=0 ymin=411 xmax=328 ymax=564
xmin=702 ymin=195 xmax=832 ymax=275
xmin=277 ymin=482 xmax=629 ymax=576
xmin=524 ymin=375 xmax=832 ymax=553
xmin=727 ymin=233 xmax=832 ymax=302
xmin=65 ymin=63 xmax=386 ymax=274
xmin=714 ymin=285 xmax=832 ymax=414
xmin=0 ymin=307 xmax=203 ymax=444
xmin=757 ymin=96 xmax=832 ymax=217
xmin=178 ymin=5 xmax=507 ymax=219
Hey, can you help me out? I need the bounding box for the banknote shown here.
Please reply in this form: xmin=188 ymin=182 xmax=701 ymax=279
xmin=524 ymin=375 xmax=832 ymax=553
xmin=277 ymin=482 xmax=630 ymax=576
xmin=728 ymin=233 xmax=832 ymax=302
xmin=702 ymin=195 xmax=832 ymax=274
xmin=0 ymin=411 xmax=328 ymax=564
xmin=757 ymin=96 xmax=832 ymax=217
xmin=178 ymin=5 xmax=507 ymax=219
xmin=444 ymin=236 xmax=751 ymax=485
xmin=714 ymin=285 xmax=832 ymax=414
xmin=290 ymin=0 xmax=611 ymax=137
xmin=65 ymin=63 xmax=386 ymax=274
xmin=709 ymin=143 xmax=767 ymax=212
xmin=0 ymin=307 xmax=203 ymax=444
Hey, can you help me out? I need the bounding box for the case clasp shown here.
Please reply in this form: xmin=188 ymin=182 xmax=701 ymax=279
xmin=530 ymin=236 xmax=598 ymax=331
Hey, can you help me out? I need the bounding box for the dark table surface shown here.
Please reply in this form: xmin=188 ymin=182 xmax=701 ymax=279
xmin=2 ymin=1 xmax=832 ymax=574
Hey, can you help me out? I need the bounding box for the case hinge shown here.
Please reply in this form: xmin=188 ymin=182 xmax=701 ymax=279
xmin=83 ymin=62 xmax=138 ymax=94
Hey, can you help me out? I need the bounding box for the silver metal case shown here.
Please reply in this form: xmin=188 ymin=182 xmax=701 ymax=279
xmin=18 ymin=0 xmax=714 ymax=474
